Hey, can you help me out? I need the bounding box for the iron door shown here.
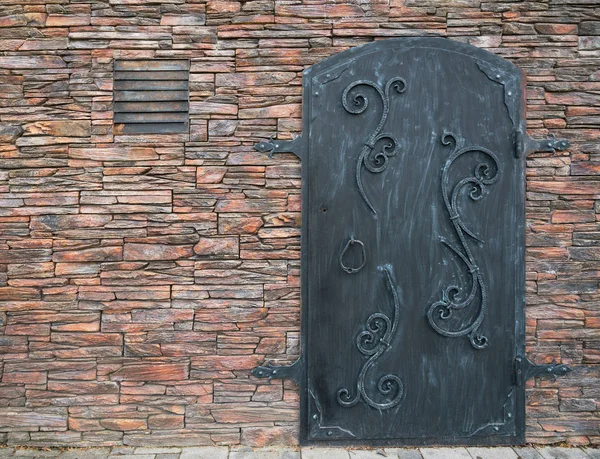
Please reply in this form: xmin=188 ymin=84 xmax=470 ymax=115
xmin=302 ymin=38 xmax=524 ymax=445
xmin=253 ymin=37 xmax=570 ymax=446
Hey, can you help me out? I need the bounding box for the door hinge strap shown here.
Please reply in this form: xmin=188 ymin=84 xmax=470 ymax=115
xmin=514 ymin=129 xmax=569 ymax=158
xmin=514 ymin=356 xmax=572 ymax=386
xmin=252 ymin=357 xmax=304 ymax=386
xmin=254 ymin=134 xmax=304 ymax=161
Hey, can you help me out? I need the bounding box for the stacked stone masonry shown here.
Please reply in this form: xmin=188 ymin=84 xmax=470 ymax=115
xmin=0 ymin=0 xmax=598 ymax=448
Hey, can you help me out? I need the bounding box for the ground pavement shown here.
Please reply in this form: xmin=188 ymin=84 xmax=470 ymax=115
xmin=0 ymin=446 xmax=599 ymax=459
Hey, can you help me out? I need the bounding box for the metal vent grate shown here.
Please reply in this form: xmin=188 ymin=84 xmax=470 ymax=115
xmin=113 ymin=59 xmax=190 ymax=135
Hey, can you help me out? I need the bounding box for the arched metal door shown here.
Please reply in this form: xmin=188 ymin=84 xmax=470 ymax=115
xmin=253 ymin=37 xmax=570 ymax=446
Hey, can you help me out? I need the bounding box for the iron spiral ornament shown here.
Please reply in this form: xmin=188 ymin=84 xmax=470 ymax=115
xmin=342 ymin=77 xmax=406 ymax=216
xmin=337 ymin=266 xmax=404 ymax=410
xmin=427 ymin=132 xmax=501 ymax=350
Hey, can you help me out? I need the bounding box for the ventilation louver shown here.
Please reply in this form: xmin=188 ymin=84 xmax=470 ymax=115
xmin=114 ymin=59 xmax=190 ymax=135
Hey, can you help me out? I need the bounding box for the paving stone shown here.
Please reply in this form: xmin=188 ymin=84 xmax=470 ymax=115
xmin=179 ymin=447 xmax=228 ymax=459
xmin=230 ymin=449 xmax=299 ymax=459
xmin=512 ymin=448 xmax=544 ymax=459
xmin=133 ymin=451 xmax=180 ymax=456
xmin=536 ymin=448 xmax=590 ymax=459
xmin=155 ymin=455 xmax=179 ymax=459
xmin=109 ymin=449 xmax=137 ymax=456
xmin=384 ymin=449 xmax=424 ymax=459
xmin=420 ymin=448 xmax=471 ymax=459
xmin=0 ymin=449 xmax=14 ymax=458
xmin=58 ymin=449 xmax=111 ymax=459
xmin=347 ymin=451 xmax=388 ymax=459
xmin=108 ymin=456 xmax=155 ymax=459
xmin=13 ymin=451 xmax=61 ymax=457
xmin=468 ymin=447 xmax=519 ymax=459
xmin=301 ymin=448 xmax=349 ymax=459
xmin=583 ymin=449 xmax=600 ymax=459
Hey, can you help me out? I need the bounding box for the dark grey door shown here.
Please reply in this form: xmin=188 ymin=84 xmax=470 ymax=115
xmin=253 ymin=37 xmax=570 ymax=446
xmin=302 ymin=38 xmax=525 ymax=445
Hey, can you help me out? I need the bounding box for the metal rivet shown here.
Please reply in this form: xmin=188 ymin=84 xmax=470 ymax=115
xmin=326 ymin=74 xmax=330 ymax=78
xmin=496 ymin=74 xmax=501 ymax=79
xmin=272 ymin=370 xmax=277 ymax=375
xmin=327 ymin=431 xmax=333 ymax=436
xmin=508 ymin=413 xmax=512 ymax=418
xmin=507 ymin=91 xmax=512 ymax=96
xmin=257 ymin=371 xmax=263 ymax=376
xmin=275 ymin=144 xmax=279 ymax=148
xmin=314 ymin=92 xmax=319 ymax=96
xmin=312 ymin=414 xmax=318 ymax=420
xmin=494 ymin=426 xmax=499 ymax=431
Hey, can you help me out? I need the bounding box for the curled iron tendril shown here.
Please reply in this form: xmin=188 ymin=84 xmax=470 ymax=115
xmin=427 ymin=132 xmax=501 ymax=350
xmin=342 ymin=77 xmax=407 ymax=215
xmin=337 ymin=267 xmax=404 ymax=410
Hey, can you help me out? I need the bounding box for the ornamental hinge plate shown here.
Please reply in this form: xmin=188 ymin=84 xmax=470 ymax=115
xmin=514 ymin=128 xmax=569 ymax=158
xmin=254 ymin=134 xmax=304 ymax=161
xmin=514 ymin=356 xmax=572 ymax=387
xmin=251 ymin=357 xmax=304 ymax=386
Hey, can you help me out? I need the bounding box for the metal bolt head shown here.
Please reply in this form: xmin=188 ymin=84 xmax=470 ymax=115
xmin=312 ymin=414 xmax=318 ymax=420
xmin=272 ymin=370 xmax=277 ymax=375
xmin=327 ymin=430 xmax=333 ymax=436
xmin=496 ymin=74 xmax=501 ymax=79
xmin=507 ymin=91 xmax=512 ymax=96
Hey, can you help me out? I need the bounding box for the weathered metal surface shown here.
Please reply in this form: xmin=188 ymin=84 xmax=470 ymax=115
xmin=113 ymin=59 xmax=189 ymax=135
xmin=252 ymin=37 xmax=570 ymax=446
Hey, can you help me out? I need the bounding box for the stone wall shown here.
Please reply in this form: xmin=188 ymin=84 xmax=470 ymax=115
xmin=0 ymin=0 xmax=598 ymax=448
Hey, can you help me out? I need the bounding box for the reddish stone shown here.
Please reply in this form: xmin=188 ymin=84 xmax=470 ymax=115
xmin=211 ymin=406 xmax=297 ymax=424
xmin=2 ymin=372 xmax=47 ymax=385
xmin=147 ymin=414 xmax=184 ymax=430
xmin=207 ymin=1 xmax=241 ymax=14
xmin=193 ymin=236 xmax=239 ymax=258
xmin=192 ymin=355 xmax=263 ymax=371
xmin=46 ymin=15 xmax=90 ymax=26
xmin=53 ymin=247 xmax=122 ymax=263
xmin=109 ymin=363 xmax=189 ymax=382
xmin=124 ymin=244 xmax=193 ymax=261
xmin=241 ymin=426 xmax=298 ymax=447
xmin=24 ymin=121 xmax=90 ymax=137
xmin=197 ymin=166 xmax=227 ymax=184
xmin=5 ymin=324 xmax=50 ymax=336
xmin=535 ymin=24 xmax=578 ymax=35
xmin=551 ymin=211 xmax=596 ymax=224
xmin=0 ymin=409 xmax=67 ymax=428
xmin=100 ymin=418 xmax=147 ymax=431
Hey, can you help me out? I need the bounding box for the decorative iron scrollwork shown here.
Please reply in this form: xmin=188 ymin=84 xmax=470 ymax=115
xmin=342 ymin=77 xmax=407 ymax=215
xmin=339 ymin=237 xmax=366 ymax=274
xmin=427 ymin=132 xmax=501 ymax=350
xmin=337 ymin=266 xmax=404 ymax=410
